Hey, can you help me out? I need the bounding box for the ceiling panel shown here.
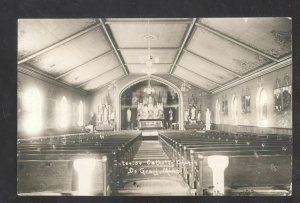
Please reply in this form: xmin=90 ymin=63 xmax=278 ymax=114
xmin=199 ymin=18 xmax=292 ymax=59
xmin=173 ymin=67 xmax=218 ymax=90
xmin=82 ymin=68 xmax=125 ymax=90
xmin=61 ymin=52 xmax=120 ymax=85
xmin=109 ymin=23 xmax=189 ymax=48
xmin=18 ymin=19 xmax=98 ymax=59
xmin=127 ymin=64 xmax=171 ymax=74
xmin=120 ymin=49 xmax=177 ymax=63
xmin=186 ymin=27 xmax=272 ymax=75
xmin=178 ymin=52 xmax=237 ymax=84
xmin=27 ymin=28 xmax=111 ymax=77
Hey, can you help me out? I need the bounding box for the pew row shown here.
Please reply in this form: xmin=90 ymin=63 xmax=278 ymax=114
xmin=159 ymin=131 xmax=292 ymax=196
xmin=17 ymin=131 xmax=141 ymax=196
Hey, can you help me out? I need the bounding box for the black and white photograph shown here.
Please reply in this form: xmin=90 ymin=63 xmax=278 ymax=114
xmin=16 ymin=17 xmax=292 ymax=196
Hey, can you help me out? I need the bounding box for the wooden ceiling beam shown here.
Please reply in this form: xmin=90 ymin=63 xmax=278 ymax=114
xmin=99 ymin=18 xmax=129 ymax=75
xmin=183 ymin=49 xmax=242 ymax=78
xmin=177 ymin=64 xmax=222 ymax=87
xmin=18 ymin=23 xmax=102 ymax=65
xmin=195 ymin=22 xmax=280 ymax=62
xmin=55 ymin=50 xmax=114 ymax=80
xmin=19 ymin=63 xmax=87 ymax=93
xmin=169 ymin=18 xmax=197 ymax=74
xmin=169 ymin=73 xmax=211 ymax=93
xmin=211 ymin=57 xmax=292 ymax=94
xmin=76 ymin=64 xmax=123 ymax=88
xmin=89 ymin=74 xmax=128 ymax=93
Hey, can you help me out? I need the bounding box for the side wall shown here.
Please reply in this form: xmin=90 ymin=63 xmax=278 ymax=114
xmin=18 ymin=72 xmax=92 ymax=137
xmin=211 ymin=65 xmax=292 ymax=135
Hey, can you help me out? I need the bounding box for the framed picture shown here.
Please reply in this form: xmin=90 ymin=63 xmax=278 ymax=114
xmin=274 ymin=88 xmax=282 ymax=112
xmin=222 ymin=100 xmax=228 ymax=115
xmin=242 ymin=95 xmax=251 ymax=113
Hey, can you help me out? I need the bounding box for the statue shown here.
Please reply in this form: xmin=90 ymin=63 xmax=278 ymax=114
xmin=197 ymin=111 xmax=201 ymax=121
xmin=153 ymin=105 xmax=159 ymax=118
xmin=169 ymin=109 xmax=173 ymax=121
xmin=103 ymin=104 xmax=108 ymax=125
xmin=184 ymin=111 xmax=189 ymax=122
xmin=205 ymin=108 xmax=211 ymax=130
xmin=190 ymin=105 xmax=196 ymax=120
xmin=206 ymin=108 xmax=211 ymax=124
xmin=127 ymin=108 xmax=131 ymax=122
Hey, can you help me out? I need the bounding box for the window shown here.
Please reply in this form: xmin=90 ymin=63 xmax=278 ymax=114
xmin=215 ymin=100 xmax=220 ymax=124
xmin=59 ymin=96 xmax=69 ymax=128
xmin=231 ymin=96 xmax=238 ymax=125
xmin=24 ymin=88 xmax=42 ymax=135
xmin=256 ymin=88 xmax=268 ymax=126
xmin=78 ymin=101 xmax=84 ymax=126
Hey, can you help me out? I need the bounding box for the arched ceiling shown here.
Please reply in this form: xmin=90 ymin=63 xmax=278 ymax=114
xmin=18 ymin=18 xmax=292 ymax=93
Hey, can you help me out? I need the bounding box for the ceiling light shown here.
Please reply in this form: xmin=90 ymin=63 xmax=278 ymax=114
xmin=144 ymin=79 xmax=155 ymax=95
xmin=140 ymin=19 xmax=159 ymax=76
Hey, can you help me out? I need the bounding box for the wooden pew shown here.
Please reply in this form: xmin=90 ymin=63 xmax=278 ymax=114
xmin=158 ymin=131 xmax=292 ymax=196
xmin=17 ymin=131 xmax=141 ymax=195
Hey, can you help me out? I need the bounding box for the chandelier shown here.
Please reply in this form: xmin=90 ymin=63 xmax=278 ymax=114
xmin=144 ymin=79 xmax=155 ymax=95
xmin=180 ymin=80 xmax=191 ymax=92
xmin=140 ymin=19 xmax=159 ymax=76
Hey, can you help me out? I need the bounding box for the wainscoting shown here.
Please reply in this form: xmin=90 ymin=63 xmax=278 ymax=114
xmin=214 ymin=124 xmax=292 ymax=136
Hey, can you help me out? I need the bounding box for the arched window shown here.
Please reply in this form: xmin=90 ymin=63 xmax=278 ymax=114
xmin=231 ymin=96 xmax=238 ymax=125
xmin=78 ymin=101 xmax=84 ymax=126
xmin=24 ymin=88 xmax=42 ymax=135
xmin=59 ymin=96 xmax=69 ymax=128
xmin=256 ymin=88 xmax=268 ymax=126
xmin=215 ymin=100 xmax=220 ymax=124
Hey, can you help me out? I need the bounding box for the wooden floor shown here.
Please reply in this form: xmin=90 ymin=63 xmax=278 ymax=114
xmin=117 ymin=140 xmax=191 ymax=196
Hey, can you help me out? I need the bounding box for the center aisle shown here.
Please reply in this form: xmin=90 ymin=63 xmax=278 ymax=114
xmin=116 ymin=140 xmax=191 ymax=196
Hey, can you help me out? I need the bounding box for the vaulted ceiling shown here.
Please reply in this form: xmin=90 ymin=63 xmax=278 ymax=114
xmin=18 ymin=18 xmax=292 ymax=93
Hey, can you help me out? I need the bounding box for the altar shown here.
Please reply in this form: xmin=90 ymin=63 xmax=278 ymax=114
xmin=138 ymin=119 xmax=164 ymax=130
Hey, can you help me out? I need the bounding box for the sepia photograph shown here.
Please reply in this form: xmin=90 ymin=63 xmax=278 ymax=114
xmin=17 ymin=17 xmax=292 ymax=196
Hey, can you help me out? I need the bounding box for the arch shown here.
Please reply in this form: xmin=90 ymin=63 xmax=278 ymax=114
xmin=24 ymin=87 xmax=42 ymax=135
xmin=116 ymin=75 xmax=184 ymax=130
xmin=231 ymin=95 xmax=238 ymax=125
xmin=256 ymin=87 xmax=268 ymax=126
xmin=215 ymin=99 xmax=220 ymax=124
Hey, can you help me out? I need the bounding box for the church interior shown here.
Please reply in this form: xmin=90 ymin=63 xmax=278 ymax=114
xmin=17 ymin=18 xmax=292 ymax=196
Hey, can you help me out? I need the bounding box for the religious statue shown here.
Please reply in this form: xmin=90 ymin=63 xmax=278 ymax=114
xmin=142 ymin=105 xmax=149 ymax=119
xmin=153 ymin=105 xmax=159 ymax=118
xmin=190 ymin=105 xmax=196 ymax=120
xmin=197 ymin=111 xmax=201 ymax=121
xmin=184 ymin=111 xmax=189 ymax=122
xmin=126 ymin=108 xmax=131 ymax=122
xmin=206 ymin=108 xmax=211 ymax=124
xmin=169 ymin=109 xmax=173 ymax=121
xmin=103 ymin=104 xmax=108 ymax=125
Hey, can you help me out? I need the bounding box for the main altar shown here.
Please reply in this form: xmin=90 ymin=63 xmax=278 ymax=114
xmin=120 ymin=80 xmax=179 ymax=130
xmin=137 ymin=95 xmax=165 ymax=130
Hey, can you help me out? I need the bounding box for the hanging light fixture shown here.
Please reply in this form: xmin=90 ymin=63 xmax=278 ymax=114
xmin=140 ymin=19 xmax=159 ymax=76
xmin=181 ymin=80 xmax=191 ymax=92
xmin=144 ymin=78 xmax=155 ymax=95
